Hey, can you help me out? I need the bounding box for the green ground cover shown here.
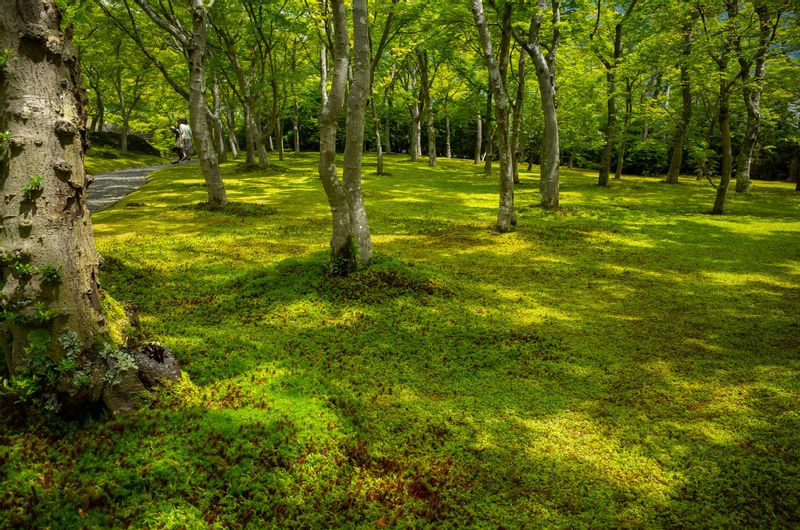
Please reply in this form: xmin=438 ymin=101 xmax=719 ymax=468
xmin=84 ymin=148 xmax=166 ymax=174
xmin=2 ymin=154 xmax=799 ymax=528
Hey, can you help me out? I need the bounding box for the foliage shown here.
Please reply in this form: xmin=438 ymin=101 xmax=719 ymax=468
xmin=0 ymin=49 xmax=11 ymax=71
xmin=2 ymin=155 xmax=797 ymax=527
xmin=37 ymin=265 xmax=62 ymax=284
xmin=21 ymin=175 xmax=44 ymax=202
xmin=99 ymin=344 xmax=137 ymax=386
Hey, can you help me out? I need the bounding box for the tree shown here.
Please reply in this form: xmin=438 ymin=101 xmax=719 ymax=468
xmin=0 ymin=0 xmax=177 ymax=415
xmin=95 ymin=0 xmax=228 ymax=206
xmin=666 ymin=16 xmax=695 ymax=184
xmin=515 ymin=0 xmax=562 ymax=208
xmin=590 ymin=0 xmax=639 ymax=187
xmin=317 ymin=0 xmax=373 ymax=274
xmin=473 ymin=0 xmax=516 ymax=232
xmin=733 ymin=1 xmax=784 ymax=193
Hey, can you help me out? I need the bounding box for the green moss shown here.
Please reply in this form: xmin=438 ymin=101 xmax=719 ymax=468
xmin=1 ymin=155 xmax=799 ymax=528
xmin=83 ymin=151 xmax=165 ymax=174
xmin=100 ymin=292 xmax=129 ymax=348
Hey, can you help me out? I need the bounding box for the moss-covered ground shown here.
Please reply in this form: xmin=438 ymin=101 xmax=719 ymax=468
xmin=84 ymin=149 xmax=166 ymax=175
xmin=2 ymin=154 xmax=799 ymax=528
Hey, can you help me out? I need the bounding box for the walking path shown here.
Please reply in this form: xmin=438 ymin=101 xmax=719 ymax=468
xmin=87 ymin=164 xmax=170 ymax=213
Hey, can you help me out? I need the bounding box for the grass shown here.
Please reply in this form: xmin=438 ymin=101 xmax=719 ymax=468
xmin=2 ymin=153 xmax=799 ymax=528
xmin=84 ymin=148 xmax=165 ymax=174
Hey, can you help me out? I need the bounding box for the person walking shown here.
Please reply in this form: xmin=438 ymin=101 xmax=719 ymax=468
xmin=177 ymin=117 xmax=193 ymax=162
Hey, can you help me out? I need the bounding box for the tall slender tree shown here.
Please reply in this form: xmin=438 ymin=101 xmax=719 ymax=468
xmin=473 ymin=0 xmax=516 ymax=231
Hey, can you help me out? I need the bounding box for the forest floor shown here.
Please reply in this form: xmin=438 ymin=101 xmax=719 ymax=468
xmin=2 ymin=154 xmax=799 ymax=528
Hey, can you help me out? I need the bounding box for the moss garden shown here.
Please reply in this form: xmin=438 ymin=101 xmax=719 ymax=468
xmin=1 ymin=153 xmax=799 ymax=528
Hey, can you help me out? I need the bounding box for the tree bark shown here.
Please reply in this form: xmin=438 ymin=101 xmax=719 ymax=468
xmin=0 ymin=0 xmax=169 ymax=414
xmin=735 ymin=3 xmax=776 ymax=193
xmin=186 ymin=1 xmax=226 ymax=206
xmin=615 ymin=80 xmax=632 ymax=180
xmin=418 ymin=51 xmax=436 ymax=167
xmin=445 ymin=115 xmax=452 ymax=158
xmin=511 ymin=50 xmax=525 ymax=185
xmin=474 ymin=111 xmax=482 ymax=164
xmin=666 ymin=23 xmax=693 ymax=184
xmin=293 ymin=101 xmax=301 ymax=154
xmin=517 ymin=0 xmax=561 ymax=208
xmin=318 ymin=0 xmax=372 ymax=274
xmin=473 ymin=0 xmax=515 ymax=232
xmin=342 ymin=0 xmax=373 ymax=268
xmin=483 ymin=89 xmax=493 ymax=175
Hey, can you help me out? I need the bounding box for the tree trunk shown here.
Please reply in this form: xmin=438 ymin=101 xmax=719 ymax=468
xmin=511 ymin=50 xmax=525 ymax=185
xmin=318 ymin=0 xmax=372 ymax=274
xmin=712 ymin=78 xmax=733 ymax=214
xmin=0 ymin=0 xmax=171 ymax=414
xmin=409 ymin=97 xmax=420 ymax=162
xmin=293 ymin=101 xmax=301 ymax=154
xmin=211 ymin=77 xmax=226 ymax=163
xmin=277 ymin=114 xmax=284 ymax=162
xmin=788 ymin=151 xmax=798 ymax=186
xmin=385 ymin=99 xmax=392 ymax=155
xmin=473 ymin=0 xmax=515 ymax=232
xmin=519 ymin=0 xmax=561 ymax=208
xmin=483 ymin=90 xmax=493 ymax=175
xmin=342 ymin=0 xmax=372 ymax=269
xmin=445 ymin=114 xmax=452 ymax=158
xmin=614 ymin=83 xmax=632 ymax=180
xmin=225 ymin=104 xmax=239 ymax=159
xmin=418 ymin=51 xmax=436 ymax=167
xmin=474 ymin=112 xmax=482 ymax=164
xmin=735 ymin=4 xmax=773 ymax=194
xmin=666 ymin=24 xmax=693 ymax=184
xmin=598 ymin=66 xmax=616 ymax=186
xmin=375 ymin=120 xmax=384 ymax=175
xmin=187 ymin=1 xmax=227 ymax=205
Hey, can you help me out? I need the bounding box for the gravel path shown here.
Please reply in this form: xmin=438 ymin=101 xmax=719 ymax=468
xmin=87 ymin=164 xmax=170 ymax=213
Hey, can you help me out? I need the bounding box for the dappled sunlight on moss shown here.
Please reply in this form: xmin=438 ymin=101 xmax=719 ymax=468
xmin=3 ymin=153 xmax=797 ymax=527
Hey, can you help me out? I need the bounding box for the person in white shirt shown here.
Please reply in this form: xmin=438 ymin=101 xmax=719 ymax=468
xmin=177 ymin=117 xmax=192 ymax=161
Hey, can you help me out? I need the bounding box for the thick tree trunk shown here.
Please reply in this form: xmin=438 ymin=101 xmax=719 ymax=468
xmin=666 ymin=25 xmax=693 ymax=184
xmin=0 ymin=0 xmax=182 ymax=415
xmin=533 ymin=64 xmax=559 ymax=208
xmin=187 ymin=0 xmax=227 ymax=205
xmin=474 ymin=112 xmax=482 ymax=164
xmin=473 ymin=0 xmax=515 ymax=232
xmin=1 ymin=0 xmax=105 ymax=374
